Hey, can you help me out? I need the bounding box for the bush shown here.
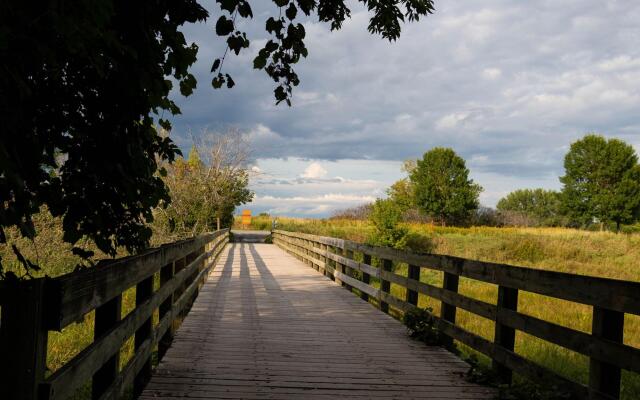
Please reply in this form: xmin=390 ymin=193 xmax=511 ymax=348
xmin=405 ymin=232 xmax=435 ymax=253
xmin=367 ymin=199 xmax=409 ymax=249
xmin=403 ymin=307 xmax=442 ymax=345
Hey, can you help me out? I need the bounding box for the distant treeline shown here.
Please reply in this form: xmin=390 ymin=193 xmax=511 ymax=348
xmin=332 ymin=134 xmax=640 ymax=233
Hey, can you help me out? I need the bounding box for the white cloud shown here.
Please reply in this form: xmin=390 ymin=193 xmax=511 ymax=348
xmin=598 ymin=56 xmax=640 ymax=72
xmin=482 ymin=68 xmax=502 ymax=80
xmin=435 ymin=112 xmax=469 ymax=130
xmin=244 ymin=123 xmax=280 ymax=141
xmin=301 ymin=162 xmax=328 ymax=179
xmin=251 ymin=193 xmax=377 ymax=216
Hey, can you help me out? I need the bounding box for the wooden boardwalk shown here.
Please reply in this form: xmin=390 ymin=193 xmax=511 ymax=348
xmin=140 ymin=243 xmax=495 ymax=399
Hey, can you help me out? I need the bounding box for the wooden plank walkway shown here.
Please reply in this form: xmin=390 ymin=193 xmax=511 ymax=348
xmin=140 ymin=243 xmax=496 ymax=399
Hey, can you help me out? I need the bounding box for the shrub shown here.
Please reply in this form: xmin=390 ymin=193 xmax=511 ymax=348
xmin=367 ymin=199 xmax=408 ymax=249
xmin=405 ymin=232 xmax=435 ymax=253
xmin=403 ymin=307 xmax=442 ymax=345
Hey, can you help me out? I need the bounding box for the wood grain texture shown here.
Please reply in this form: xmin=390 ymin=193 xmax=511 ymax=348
xmin=140 ymin=243 xmax=495 ymax=399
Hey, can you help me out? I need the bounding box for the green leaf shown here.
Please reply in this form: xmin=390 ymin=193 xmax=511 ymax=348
xmin=212 ymin=74 xmax=225 ymax=89
xmin=285 ymin=3 xmax=297 ymax=20
xmin=253 ymin=55 xmax=267 ymax=69
xmin=265 ymin=17 xmax=282 ymax=34
xmin=215 ymin=15 xmax=234 ymax=36
xmin=226 ymin=74 xmax=235 ymax=88
xmin=238 ymin=1 xmax=253 ymax=18
xmin=211 ymin=58 xmax=221 ymax=72
xmin=265 ymin=40 xmax=279 ymax=52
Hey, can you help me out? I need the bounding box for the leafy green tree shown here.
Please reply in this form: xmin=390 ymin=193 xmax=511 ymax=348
xmin=496 ymin=189 xmax=563 ymax=226
xmin=410 ymin=148 xmax=482 ymax=226
xmin=154 ymin=131 xmax=254 ymax=240
xmin=560 ymin=134 xmax=640 ymax=231
xmin=387 ymin=179 xmax=415 ymax=212
xmin=387 ymin=159 xmax=418 ymax=212
xmin=1 ymin=1 xmax=434 ymax=274
xmin=367 ymin=199 xmax=408 ymax=249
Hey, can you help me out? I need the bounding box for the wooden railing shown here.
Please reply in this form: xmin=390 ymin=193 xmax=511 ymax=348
xmin=273 ymin=230 xmax=640 ymax=400
xmin=0 ymin=229 xmax=229 ymax=400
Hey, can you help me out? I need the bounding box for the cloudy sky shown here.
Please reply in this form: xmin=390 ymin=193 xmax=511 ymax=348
xmin=170 ymin=0 xmax=640 ymax=217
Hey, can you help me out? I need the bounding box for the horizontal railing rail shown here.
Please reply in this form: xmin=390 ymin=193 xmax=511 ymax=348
xmin=0 ymin=229 xmax=229 ymax=400
xmin=273 ymin=229 xmax=640 ymax=400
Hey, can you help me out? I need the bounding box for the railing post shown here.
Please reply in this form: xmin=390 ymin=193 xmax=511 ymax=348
xmin=319 ymin=243 xmax=324 ymax=277
xmin=589 ymin=307 xmax=624 ymax=399
xmin=92 ymin=294 xmax=122 ymax=399
xmin=195 ymin=245 xmax=205 ymax=293
xmin=174 ymin=256 xmax=186 ymax=326
xmin=133 ymin=275 xmax=153 ymax=396
xmin=380 ymin=258 xmax=392 ymax=313
xmin=440 ymin=272 xmax=459 ymax=348
xmin=406 ymin=264 xmax=420 ymax=306
xmin=158 ymin=261 xmax=175 ymax=360
xmin=310 ymin=240 xmax=318 ymax=271
xmin=0 ymin=279 xmax=48 ymax=400
xmin=306 ymin=239 xmax=313 ymax=269
xmin=361 ymin=253 xmax=372 ymax=301
xmin=493 ymin=285 xmax=518 ymax=383
xmin=344 ymin=248 xmax=354 ymax=292
xmin=334 ymin=246 xmax=344 ymax=286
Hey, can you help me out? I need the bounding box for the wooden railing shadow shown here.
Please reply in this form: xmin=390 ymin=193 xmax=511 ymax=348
xmin=0 ymin=229 xmax=229 ymax=400
xmin=273 ymin=229 xmax=640 ymax=400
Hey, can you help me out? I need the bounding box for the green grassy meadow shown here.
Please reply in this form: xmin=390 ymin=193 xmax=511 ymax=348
xmin=242 ymin=215 xmax=640 ymax=399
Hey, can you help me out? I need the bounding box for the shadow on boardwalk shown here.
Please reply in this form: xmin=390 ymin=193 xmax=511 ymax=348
xmin=140 ymin=243 xmax=496 ymax=399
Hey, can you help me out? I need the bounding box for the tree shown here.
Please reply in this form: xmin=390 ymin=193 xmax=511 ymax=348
xmin=560 ymin=134 xmax=640 ymax=231
xmin=154 ymin=131 xmax=254 ymax=240
xmin=496 ymin=189 xmax=563 ymax=226
xmin=387 ymin=159 xmax=418 ymax=212
xmin=367 ymin=199 xmax=408 ymax=249
xmin=0 ymin=1 xmax=434 ymax=274
xmin=387 ymin=179 xmax=415 ymax=212
xmin=410 ymin=148 xmax=482 ymax=226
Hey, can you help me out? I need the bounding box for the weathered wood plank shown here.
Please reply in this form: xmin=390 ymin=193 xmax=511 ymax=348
xmin=40 ymin=237 xmax=228 ymax=400
xmin=333 ymin=270 xmax=379 ymax=298
xmin=362 ymin=253 xmax=372 ymax=302
xmin=0 ymin=279 xmax=49 ymax=400
xmin=92 ymin=295 xmax=121 ymax=400
xmin=133 ymin=275 xmax=153 ymax=396
xmin=493 ymin=286 xmax=518 ymax=383
xmin=406 ymin=264 xmax=420 ymax=306
xmin=380 ymin=258 xmax=393 ymax=313
xmin=589 ymin=307 xmax=624 ymax=399
xmin=51 ymin=230 xmax=228 ymax=329
xmin=98 ymin=239 xmax=228 ymax=400
xmin=141 ymin=243 xmax=495 ymax=400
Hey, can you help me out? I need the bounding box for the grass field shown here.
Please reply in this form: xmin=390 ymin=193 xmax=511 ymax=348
xmin=240 ymin=215 xmax=640 ymax=399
